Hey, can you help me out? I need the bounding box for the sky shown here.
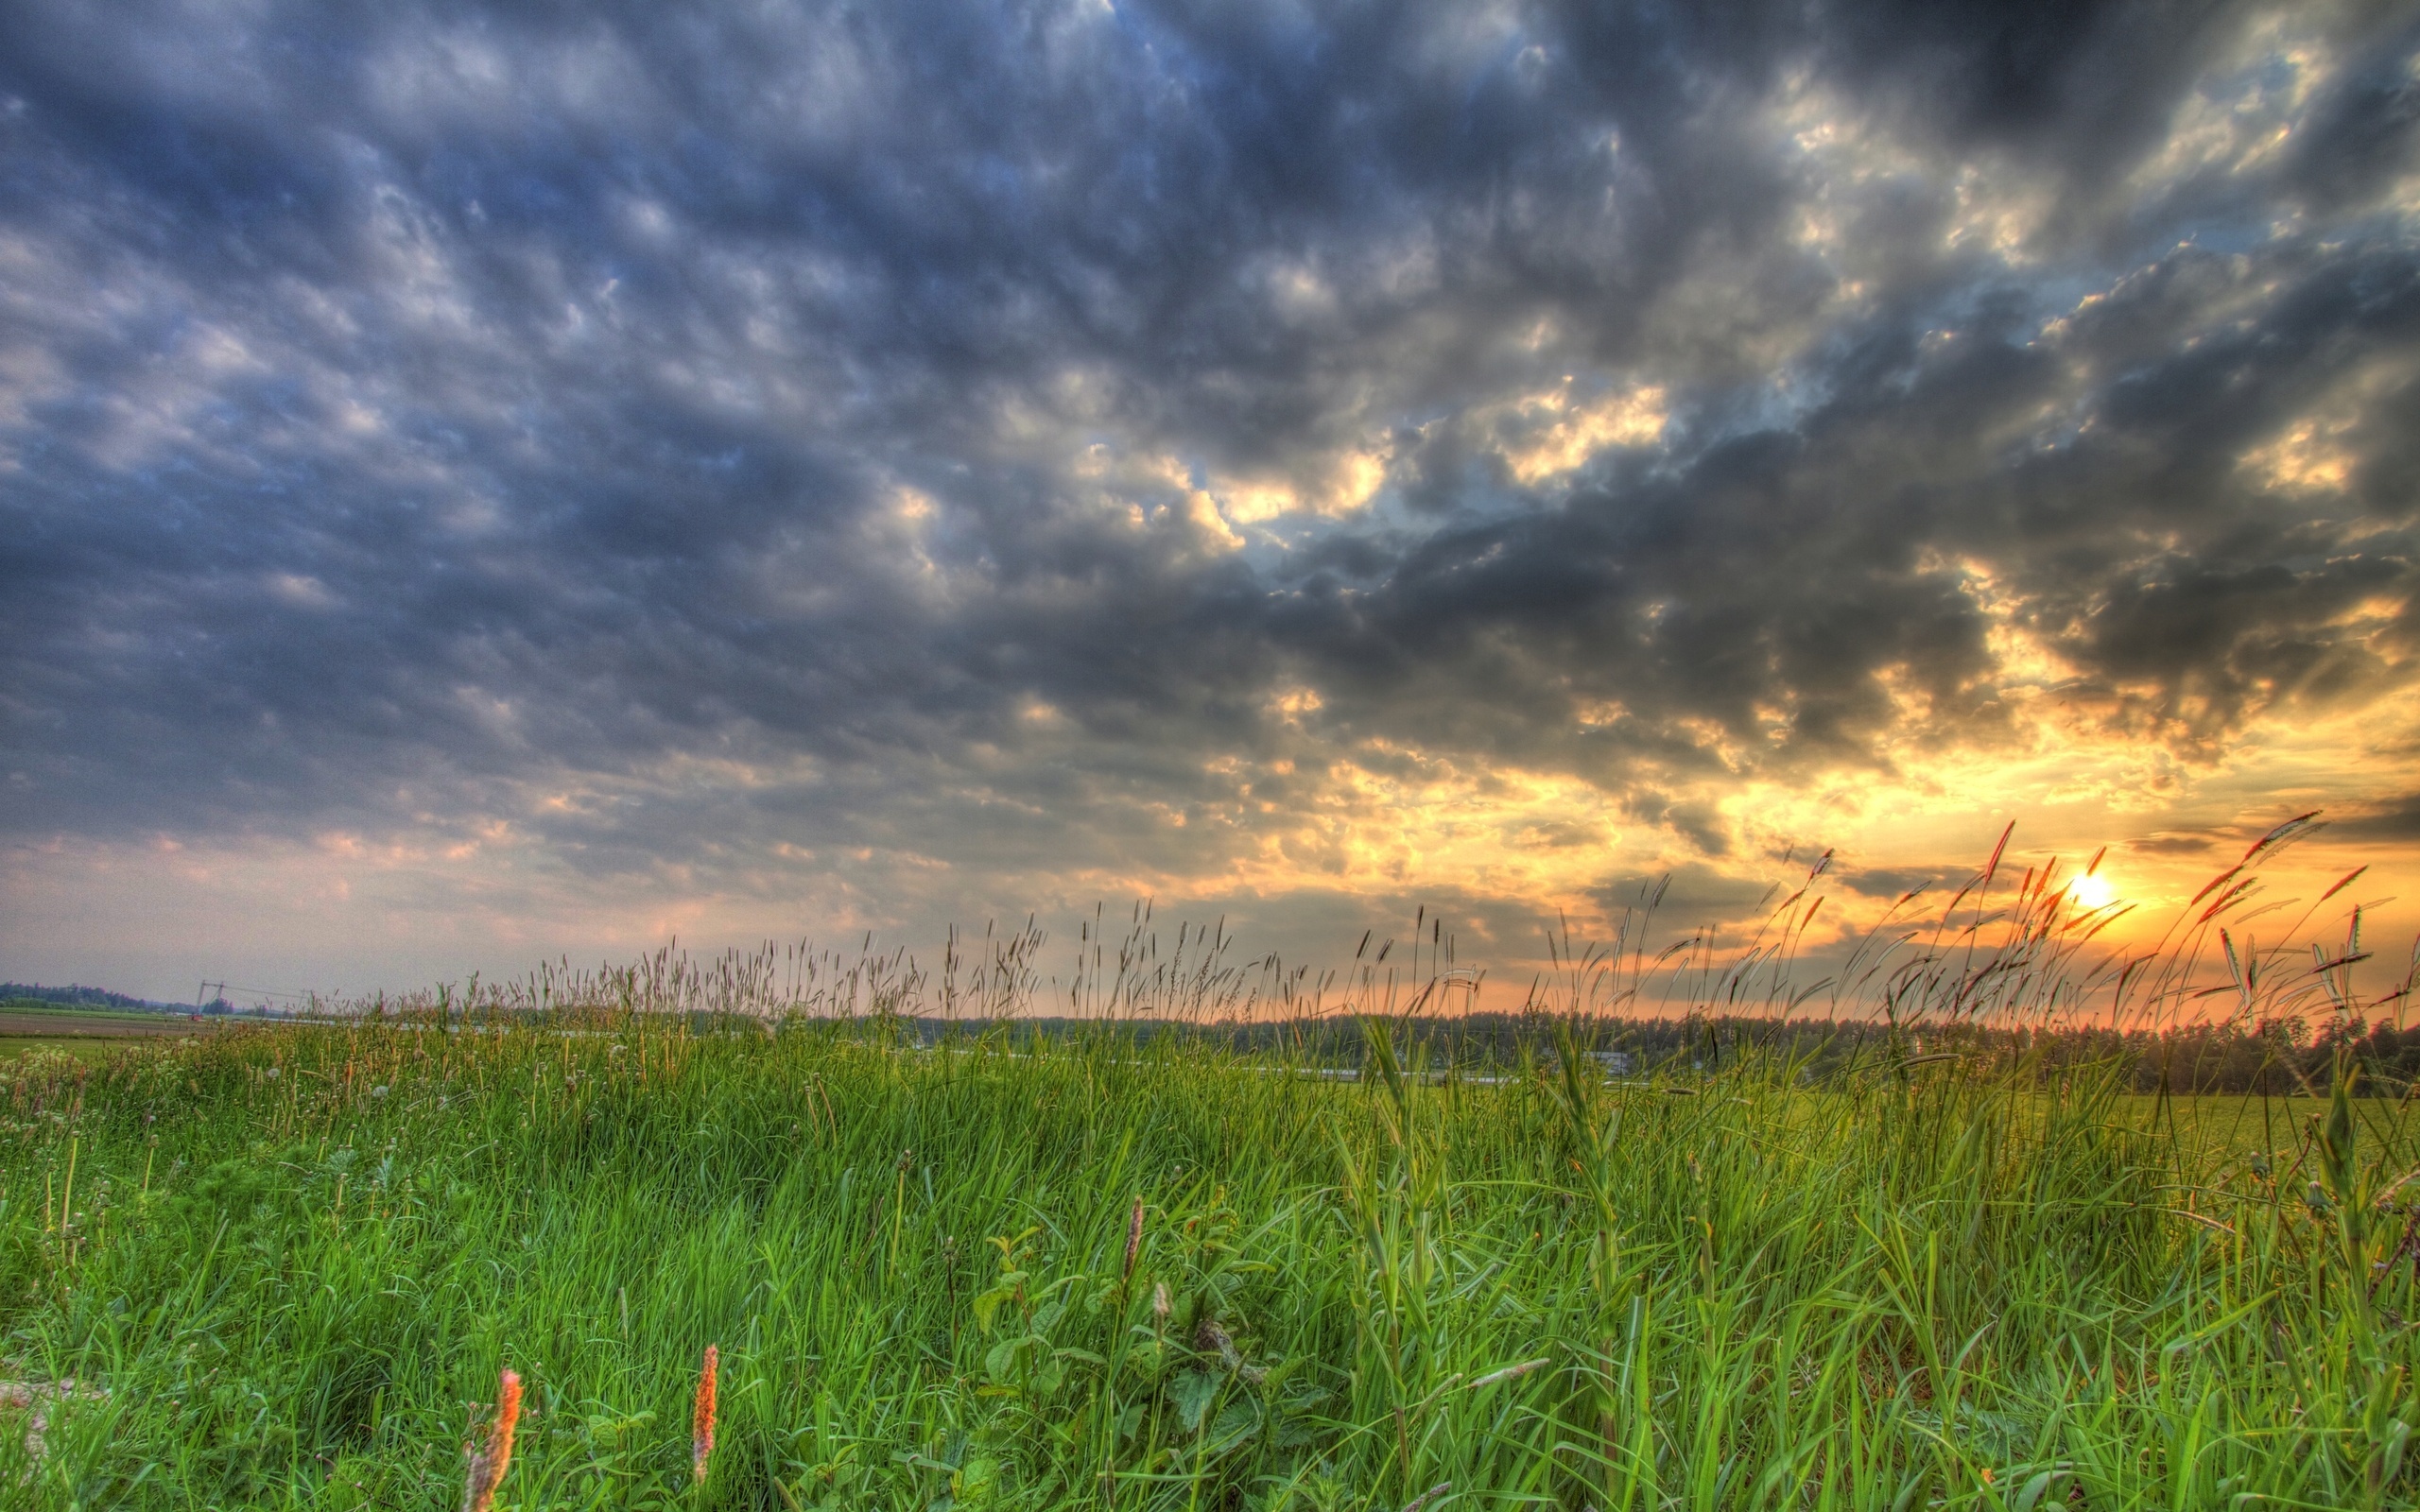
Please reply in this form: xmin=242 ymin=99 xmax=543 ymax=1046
xmin=4 ymin=0 xmax=2419 ymax=1010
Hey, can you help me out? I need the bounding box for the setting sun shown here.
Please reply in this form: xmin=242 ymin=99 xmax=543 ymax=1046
xmin=2068 ymin=871 xmax=2118 ymax=912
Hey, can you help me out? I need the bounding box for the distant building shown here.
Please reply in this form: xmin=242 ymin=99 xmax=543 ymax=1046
xmin=1587 ymin=1050 xmax=1635 ymax=1076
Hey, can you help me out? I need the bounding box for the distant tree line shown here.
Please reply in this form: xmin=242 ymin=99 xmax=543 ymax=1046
xmin=901 ymin=1009 xmax=2420 ymax=1094
xmin=0 ymin=982 xmax=165 ymax=1011
xmin=1982 ymin=1016 xmax=2420 ymax=1096
xmin=1490 ymin=1012 xmax=2420 ymax=1094
xmin=28 ymin=978 xmax=2405 ymax=1091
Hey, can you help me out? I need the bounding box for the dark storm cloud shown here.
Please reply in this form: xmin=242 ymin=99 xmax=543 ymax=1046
xmin=1837 ymin=865 xmax=1957 ymax=901
xmin=1 ymin=0 xmax=2416 ymax=905
xmin=1276 ymin=232 xmax=2420 ymax=792
xmin=1591 ymin=864 xmax=1781 ymax=931
xmin=2340 ymin=794 xmax=2420 ymax=842
xmin=2129 ymin=832 xmax=2223 ymax=856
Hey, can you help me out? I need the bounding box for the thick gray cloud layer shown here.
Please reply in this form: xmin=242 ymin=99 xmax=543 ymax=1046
xmin=3 ymin=0 xmax=2417 ymax=956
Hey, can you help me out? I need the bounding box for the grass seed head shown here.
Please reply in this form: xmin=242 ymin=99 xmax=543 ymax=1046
xmin=1196 ymin=1314 xmax=1242 ymax=1371
xmin=1401 ymin=1481 xmax=1452 ymax=1512
xmin=1123 ymin=1194 xmax=1145 ymax=1281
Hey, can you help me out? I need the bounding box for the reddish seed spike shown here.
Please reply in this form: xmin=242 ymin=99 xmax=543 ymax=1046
xmin=463 ymin=1368 xmax=522 ymax=1512
xmin=692 ymin=1345 xmax=719 ymax=1485
xmin=1123 ymin=1194 xmax=1146 ymax=1281
xmin=2242 ymin=810 xmax=2322 ymax=863
xmin=1982 ymin=822 xmax=2014 ymax=888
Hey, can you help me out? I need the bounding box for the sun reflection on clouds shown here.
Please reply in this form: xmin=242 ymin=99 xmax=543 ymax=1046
xmin=1487 ymin=380 xmax=1668 ymax=484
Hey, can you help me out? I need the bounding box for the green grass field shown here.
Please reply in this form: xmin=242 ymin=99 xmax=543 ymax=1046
xmin=0 ymin=999 xmax=224 ymax=1047
xmin=0 ymin=1037 xmax=133 ymax=1062
xmin=0 ymin=1010 xmax=2414 ymax=1511
xmin=0 ymin=1002 xmax=224 ymax=1065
